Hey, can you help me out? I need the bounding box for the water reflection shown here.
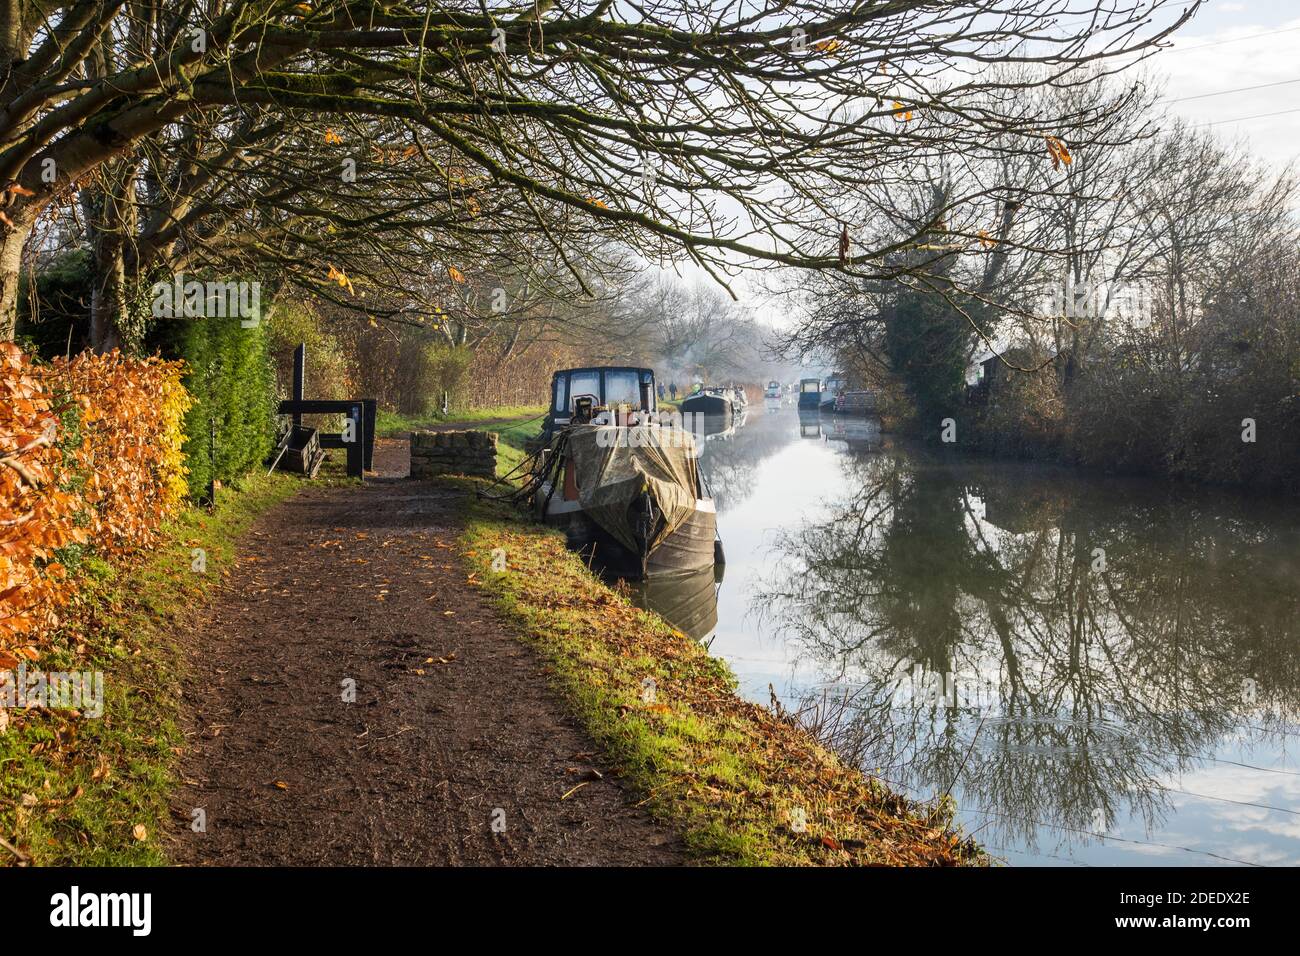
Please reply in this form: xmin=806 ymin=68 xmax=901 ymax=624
xmin=624 ymin=564 xmax=723 ymax=643
xmin=750 ymin=443 xmax=1300 ymax=864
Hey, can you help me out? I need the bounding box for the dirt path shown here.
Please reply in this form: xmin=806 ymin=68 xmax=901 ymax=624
xmin=170 ymin=459 xmax=683 ymax=865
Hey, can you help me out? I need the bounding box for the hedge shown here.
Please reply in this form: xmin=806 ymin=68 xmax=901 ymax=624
xmin=154 ymin=316 xmax=275 ymax=500
xmin=0 ymin=345 xmax=189 ymax=650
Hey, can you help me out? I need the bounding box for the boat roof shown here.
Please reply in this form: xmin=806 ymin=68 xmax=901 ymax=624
xmin=551 ymin=365 xmax=654 ymax=378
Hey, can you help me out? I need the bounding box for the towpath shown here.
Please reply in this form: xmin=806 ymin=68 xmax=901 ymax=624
xmin=171 ymin=441 xmax=682 ymax=865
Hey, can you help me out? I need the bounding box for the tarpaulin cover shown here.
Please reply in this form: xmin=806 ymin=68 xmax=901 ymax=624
xmin=564 ymin=425 xmax=700 ymax=556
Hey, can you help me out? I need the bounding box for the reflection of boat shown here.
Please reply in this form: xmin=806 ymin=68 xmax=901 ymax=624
xmin=824 ymin=416 xmax=881 ymax=450
xmin=798 ymin=408 xmax=822 ymax=438
xmin=699 ymin=406 xmax=747 ymax=441
xmin=625 ymin=564 xmax=722 ymax=642
xmin=797 ymin=377 xmax=822 ymax=410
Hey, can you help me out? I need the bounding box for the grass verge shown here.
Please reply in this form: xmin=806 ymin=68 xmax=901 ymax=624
xmin=376 ymin=404 xmax=546 ymax=437
xmin=460 ymin=491 xmax=986 ymax=866
xmin=0 ymin=472 xmax=301 ymax=866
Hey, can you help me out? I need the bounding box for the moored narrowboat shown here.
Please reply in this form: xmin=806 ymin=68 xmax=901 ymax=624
xmin=680 ymin=386 xmax=737 ymax=420
xmin=797 ymin=377 xmax=822 ymax=409
xmin=833 ymin=389 xmax=878 ymax=416
xmin=820 ymin=373 xmax=847 ymax=410
xmin=533 ymin=422 xmax=718 ymax=580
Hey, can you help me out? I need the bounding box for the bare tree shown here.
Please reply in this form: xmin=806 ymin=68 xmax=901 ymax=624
xmin=0 ymin=0 xmax=1197 ymax=342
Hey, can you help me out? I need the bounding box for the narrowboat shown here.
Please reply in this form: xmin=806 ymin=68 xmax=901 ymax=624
xmin=529 ymin=367 xmax=721 ymax=581
xmin=539 ymin=366 xmax=658 ymax=444
xmin=797 ymin=377 xmax=822 ymax=410
xmin=764 ymin=381 xmax=782 ymax=399
xmin=833 ymin=389 xmax=878 ymax=416
xmin=680 ymin=386 xmax=737 ymax=420
xmin=820 ymin=373 xmax=847 ymax=411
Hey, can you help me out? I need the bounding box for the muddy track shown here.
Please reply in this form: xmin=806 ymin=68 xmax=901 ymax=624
xmin=170 ymin=444 xmax=683 ymax=866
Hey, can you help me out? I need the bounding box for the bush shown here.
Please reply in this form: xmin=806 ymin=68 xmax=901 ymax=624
xmin=1 ymin=345 xmax=189 ymax=649
xmin=266 ymin=299 xmax=353 ymax=402
xmin=13 ymin=250 xmax=95 ymax=359
xmin=153 ymin=317 xmax=275 ymax=499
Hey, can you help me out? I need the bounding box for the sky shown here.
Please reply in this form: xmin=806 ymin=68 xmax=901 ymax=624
xmin=728 ymin=0 xmax=1300 ymax=334
xmin=1149 ymin=0 xmax=1300 ymax=168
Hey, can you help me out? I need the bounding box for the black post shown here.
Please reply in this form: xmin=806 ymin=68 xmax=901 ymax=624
xmin=362 ymin=399 xmax=377 ymax=471
xmin=292 ymin=343 xmax=305 ymax=429
xmin=347 ymin=403 xmax=364 ymax=478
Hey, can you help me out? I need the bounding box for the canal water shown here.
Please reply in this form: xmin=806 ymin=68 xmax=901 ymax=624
xmin=634 ymin=401 xmax=1300 ymax=866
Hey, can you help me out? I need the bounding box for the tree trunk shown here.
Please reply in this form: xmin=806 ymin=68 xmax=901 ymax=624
xmin=83 ymin=158 xmax=140 ymax=353
xmin=89 ymin=239 xmax=127 ymax=353
xmin=0 ymin=217 xmax=33 ymax=343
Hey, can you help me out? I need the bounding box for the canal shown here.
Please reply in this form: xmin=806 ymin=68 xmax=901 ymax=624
xmin=634 ymin=401 xmax=1300 ymax=866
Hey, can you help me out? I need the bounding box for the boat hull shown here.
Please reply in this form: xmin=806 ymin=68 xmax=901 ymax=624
xmin=540 ymin=495 xmax=717 ymax=580
xmin=680 ymin=393 xmax=733 ymax=419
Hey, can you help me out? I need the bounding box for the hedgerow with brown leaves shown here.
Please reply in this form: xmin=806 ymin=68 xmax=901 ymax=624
xmin=0 ymin=345 xmax=190 ymax=654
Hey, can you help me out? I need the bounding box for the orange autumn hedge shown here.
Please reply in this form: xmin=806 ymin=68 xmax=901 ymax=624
xmin=0 ymin=344 xmax=190 ymax=651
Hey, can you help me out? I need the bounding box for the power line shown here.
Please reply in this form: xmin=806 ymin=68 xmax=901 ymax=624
xmin=1154 ymin=781 xmax=1300 ymax=817
xmin=1159 ymin=24 xmax=1300 ymax=54
xmin=1165 ymin=77 xmax=1300 ymax=103
xmin=1192 ymin=106 xmax=1300 ymax=128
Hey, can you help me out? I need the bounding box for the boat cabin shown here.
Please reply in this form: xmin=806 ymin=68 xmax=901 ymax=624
xmin=797 ymin=377 xmax=822 ymax=409
xmin=542 ymin=366 xmax=657 ymax=441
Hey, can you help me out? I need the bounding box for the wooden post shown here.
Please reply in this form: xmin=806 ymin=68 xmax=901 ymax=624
xmin=292 ymin=344 xmax=305 ymax=429
xmin=207 ymin=416 xmax=217 ymax=505
xmin=347 ymin=403 xmax=364 ymax=478
xmin=362 ymin=399 xmax=377 ymax=471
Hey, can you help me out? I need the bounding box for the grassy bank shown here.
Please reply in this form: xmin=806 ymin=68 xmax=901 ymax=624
xmin=479 ymin=416 xmax=544 ymax=478
xmin=376 ymin=404 xmax=546 ymax=438
xmin=0 ymin=473 xmax=301 ymax=866
xmin=460 ymin=493 xmax=985 ymax=866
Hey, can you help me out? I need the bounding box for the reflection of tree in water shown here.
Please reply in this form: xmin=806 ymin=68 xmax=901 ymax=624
xmin=752 ymin=447 xmax=1300 ymax=857
xmin=696 ymin=411 xmax=803 ymax=512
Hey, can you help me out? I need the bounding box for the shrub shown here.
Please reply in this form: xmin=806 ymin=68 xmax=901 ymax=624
xmin=1 ymin=346 xmax=189 ymax=650
xmin=45 ymin=350 xmax=191 ymax=554
xmin=0 ymin=345 xmax=85 ymax=646
xmin=266 ymin=299 xmax=353 ymax=402
xmin=154 ymin=317 xmax=275 ymax=499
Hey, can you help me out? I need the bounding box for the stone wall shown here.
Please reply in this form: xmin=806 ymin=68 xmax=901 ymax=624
xmin=409 ymin=429 xmax=498 ymax=478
